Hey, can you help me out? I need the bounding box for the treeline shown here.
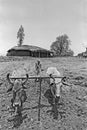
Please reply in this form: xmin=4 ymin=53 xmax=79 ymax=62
xmin=17 ymin=25 xmax=74 ymax=56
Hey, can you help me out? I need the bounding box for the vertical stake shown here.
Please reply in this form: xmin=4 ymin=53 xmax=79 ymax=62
xmin=38 ymin=77 xmax=42 ymax=121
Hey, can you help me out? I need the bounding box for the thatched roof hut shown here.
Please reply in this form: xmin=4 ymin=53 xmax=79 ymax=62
xmin=7 ymin=45 xmax=53 ymax=57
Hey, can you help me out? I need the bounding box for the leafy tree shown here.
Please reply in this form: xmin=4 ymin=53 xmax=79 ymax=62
xmin=17 ymin=25 xmax=25 ymax=46
xmin=50 ymin=34 xmax=74 ymax=56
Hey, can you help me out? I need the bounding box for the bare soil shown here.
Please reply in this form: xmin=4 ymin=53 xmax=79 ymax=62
xmin=0 ymin=56 xmax=87 ymax=130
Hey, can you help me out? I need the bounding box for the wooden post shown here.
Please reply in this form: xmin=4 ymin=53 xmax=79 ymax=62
xmin=10 ymin=76 xmax=64 ymax=80
xmin=38 ymin=77 xmax=42 ymax=121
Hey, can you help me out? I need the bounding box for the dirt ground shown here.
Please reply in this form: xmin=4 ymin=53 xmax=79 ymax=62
xmin=0 ymin=56 xmax=87 ymax=130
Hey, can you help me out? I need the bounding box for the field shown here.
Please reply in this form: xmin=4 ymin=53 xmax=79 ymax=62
xmin=0 ymin=56 xmax=87 ymax=130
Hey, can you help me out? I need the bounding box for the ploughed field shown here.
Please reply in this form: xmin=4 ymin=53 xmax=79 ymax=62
xmin=0 ymin=56 xmax=87 ymax=130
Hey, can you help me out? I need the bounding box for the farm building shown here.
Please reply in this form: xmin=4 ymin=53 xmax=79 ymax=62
xmin=78 ymin=48 xmax=87 ymax=58
xmin=7 ymin=45 xmax=53 ymax=57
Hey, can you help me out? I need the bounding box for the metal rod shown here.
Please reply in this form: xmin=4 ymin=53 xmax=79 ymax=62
xmin=38 ymin=78 xmax=42 ymax=121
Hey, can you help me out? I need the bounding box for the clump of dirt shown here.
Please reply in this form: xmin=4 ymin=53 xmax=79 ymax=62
xmin=74 ymin=76 xmax=85 ymax=80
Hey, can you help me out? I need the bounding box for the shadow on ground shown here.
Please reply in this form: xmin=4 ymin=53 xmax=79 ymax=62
xmin=46 ymin=104 xmax=58 ymax=120
xmin=7 ymin=113 xmax=27 ymax=128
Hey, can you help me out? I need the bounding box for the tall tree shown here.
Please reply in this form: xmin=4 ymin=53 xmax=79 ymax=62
xmin=17 ymin=25 xmax=25 ymax=46
xmin=50 ymin=34 xmax=74 ymax=56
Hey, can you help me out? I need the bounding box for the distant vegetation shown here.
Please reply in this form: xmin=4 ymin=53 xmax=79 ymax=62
xmin=17 ymin=25 xmax=25 ymax=46
xmin=15 ymin=26 xmax=74 ymax=57
xmin=50 ymin=34 xmax=74 ymax=56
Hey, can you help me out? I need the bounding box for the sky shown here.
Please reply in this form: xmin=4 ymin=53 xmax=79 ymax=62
xmin=0 ymin=0 xmax=87 ymax=55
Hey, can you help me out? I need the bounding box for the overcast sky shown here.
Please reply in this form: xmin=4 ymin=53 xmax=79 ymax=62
xmin=0 ymin=0 xmax=87 ymax=55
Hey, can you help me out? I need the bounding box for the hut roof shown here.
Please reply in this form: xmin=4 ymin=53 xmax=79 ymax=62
xmin=8 ymin=45 xmax=52 ymax=52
